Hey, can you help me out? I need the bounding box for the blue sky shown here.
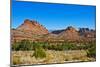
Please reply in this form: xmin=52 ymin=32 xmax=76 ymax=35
xmin=12 ymin=0 xmax=96 ymax=30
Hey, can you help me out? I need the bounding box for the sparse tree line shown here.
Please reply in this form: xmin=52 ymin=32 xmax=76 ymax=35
xmin=12 ymin=40 xmax=96 ymax=58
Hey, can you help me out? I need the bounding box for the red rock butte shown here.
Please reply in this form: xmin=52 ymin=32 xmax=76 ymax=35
xmin=17 ymin=19 xmax=49 ymax=35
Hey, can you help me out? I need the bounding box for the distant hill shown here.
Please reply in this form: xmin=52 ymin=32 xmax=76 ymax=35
xmin=11 ymin=19 xmax=96 ymax=43
xmin=51 ymin=29 xmax=65 ymax=34
xmin=57 ymin=26 xmax=80 ymax=41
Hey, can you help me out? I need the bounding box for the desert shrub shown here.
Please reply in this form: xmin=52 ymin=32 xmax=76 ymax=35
xmin=33 ymin=47 xmax=46 ymax=59
xmin=32 ymin=42 xmax=40 ymax=50
xmin=12 ymin=56 xmax=21 ymax=65
xmin=12 ymin=40 xmax=33 ymax=51
xmin=12 ymin=40 xmax=96 ymax=51
xmin=42 ymin=43 xmax=49 ymax=50
xmin=12 ymin=43 xmax=20 ymax=51
xmin=18 ymin=40 xmax=32 ymax=50
xmin=87 ymin=44 xmax=96 ymax=58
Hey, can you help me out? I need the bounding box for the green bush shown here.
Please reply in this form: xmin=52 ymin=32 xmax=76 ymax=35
xmin=12 ymin=40 xmax=96 ymax=51
xmin=12 ymin=43 xmax=20 ymax=51
xmin=33 ymin=47 xmax=46 ymax=59
xmin=87 ymin=44 xmax=96 ymax=58
xmin=12 ymin=40 xmax=33 ymax=51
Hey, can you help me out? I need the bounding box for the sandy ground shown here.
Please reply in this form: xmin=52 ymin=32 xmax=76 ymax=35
xmin=11 ymin=50 xmax=95 ymax=65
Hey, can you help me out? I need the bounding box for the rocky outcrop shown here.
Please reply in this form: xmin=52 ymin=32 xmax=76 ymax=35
xmin=57 ymin=26 xmax=80 ymax=41
xmin=17 ymin=19 xmax=49 ymax=35
xmin=11 ymin=20 xmax=96 ymax=43
xmin=11 ymin=19 xmax=49 ymax=43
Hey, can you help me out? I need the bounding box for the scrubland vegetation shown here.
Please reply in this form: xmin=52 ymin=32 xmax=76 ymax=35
xmin=12 ymin=40 xmax=96 ymax=65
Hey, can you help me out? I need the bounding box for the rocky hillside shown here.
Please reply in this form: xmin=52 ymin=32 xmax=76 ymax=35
xmin=57 ymin=26 xmax=80 ymax=41
xmin=17 ymin=19 xmax=49 ymax=35
xmin=11 ymin=19 xmax=96 ymax=43
xmin=11 ymin=19 xmax=49 ymax=43
xmin=51 ymin=27 xmax=96 ymax=42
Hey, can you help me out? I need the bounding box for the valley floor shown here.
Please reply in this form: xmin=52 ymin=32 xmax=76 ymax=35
xmin=12 ymin=50 xmax=95 ymax=65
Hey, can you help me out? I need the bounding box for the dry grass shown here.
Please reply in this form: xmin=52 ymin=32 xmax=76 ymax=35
xmin=12 ymin=50 xmax=95 ymax=65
